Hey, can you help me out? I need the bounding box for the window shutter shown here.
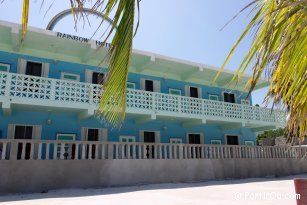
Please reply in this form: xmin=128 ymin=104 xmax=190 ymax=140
xmin=7 ymin=124 xmax=15 ymax=139
xmin=32 ymin=125 xmax=42 ymax=140
xmin=139 ymin=130 xmax=144 ymax=142
xmin=197 ymin=87 xmax=202 ymax=99
xmin=140 ymin=79 xmax=145 ymax=90
xmin=98 ymin=128 xmax=107 ymax=141
xmin=81 ymin=127 xmax=87 ymax=141
xmin=17 ymin=59 xmax=27 ymax=74
xmin=85 ymin=69 xmax=93 ymax=83
xmin=185 ymin=86 xmax=190 ymax=97
xmin=42 ymin=63 xmax=49 ymax=78
xmin=153 ymin=80 xmax=160 ymax=92
xmin=155 ymin=131 xmax=161 ymax=143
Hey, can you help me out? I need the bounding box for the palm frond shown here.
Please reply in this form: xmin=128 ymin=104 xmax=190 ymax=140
xmin=214 ymin=0 xmax=307 ymax=138
xmin=21 ymin=0 xmax=29 ymax=42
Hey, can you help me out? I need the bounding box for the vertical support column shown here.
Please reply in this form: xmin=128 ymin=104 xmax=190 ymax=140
xmin=74 ymin=143 xmax=79 ymax=160
xmin=38 ymin=143 xmax=42 ymax=160
xmin=89 ymin=84 xmax=94 ymax=105
xmin=1 ymin=142 xmax=7 ymax=160
xmin=50 ymin=79 xmax=56 ymax=101
xmin=46 ymin=143 xmax=50 ymax=160
xmin=4 ymin=72 xmax=12 ymax=97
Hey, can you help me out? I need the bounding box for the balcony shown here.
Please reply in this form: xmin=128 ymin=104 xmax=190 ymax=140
xmin=0 ymin=71 xmax=286 ymax=130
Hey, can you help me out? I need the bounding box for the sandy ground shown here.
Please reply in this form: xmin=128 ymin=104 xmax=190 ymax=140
xmin=0 ymin=174 xmax=305 ymax=205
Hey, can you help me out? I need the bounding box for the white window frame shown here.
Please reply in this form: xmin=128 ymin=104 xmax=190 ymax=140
xmin=56 ymin=133 xmax=76 ymax=140
xmin=208 ymin=94 xmax=219 ymax=101
xmin=139 ymin=130 xmax=160 ymax=143
xmin=222 ymin=91 xmax=236 ymax=103
xmin=245 ymin=140 xmax=255 ymax=146
xmin=169 ymin=88 xmax=182 ymax=96
xmin=7 ymin=124 xmax=42 ymax=140
xmin=17 ymin=59 xmax=49 ymax=77
xmin=186 ymin=133 xmax=204 ymax=144
xmin=224 ymin=134 xmax=240 ymax=145
xmin=119 ymin=136 xmax=136 ymax=142
xmin=61 ymin=72 xmax=80 ymax=82
xmin=0 ymin=63 xmax=10 ymax=72
xmin=241 ymin=99 xmax=250 ymax=105
xmin=210 ymin=139 xmax=222 ymax=145
xmin=127 ymin=82 xmax=136 ymax=89
xmin=81 ymin=127 xmax=108 ymax=142
xmin=170 ymin=138 xmax=182 ymax=144
xmin=185 ymin=85 xmax=202 ymax=98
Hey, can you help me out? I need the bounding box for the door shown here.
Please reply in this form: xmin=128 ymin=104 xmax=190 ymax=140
xmin=26 ymin=62 xmax=42 ymax=77
xmin=120 ymin=136 xmax=136 ymax=158
xmin=145 ymin=80 xmax=154 ymax=92
xmin=188 ymin=134 xmax=201 ymax=158
xmin=224 ymin=93 xmax=235 ymax=103
xmin=14 ymin=125 xmax=33 ymax=160
xmin=190 ymin=87 xmax=199 ymax=98
xmin=56 ymin=134 xmax=75 ymax=159
xmin=87 ymin=129 xmax=99 ymax=159
xmin=144 ymin=131 xmax=155 ymax=158
xmin=226 ymin=135 xmax=239 ymax=145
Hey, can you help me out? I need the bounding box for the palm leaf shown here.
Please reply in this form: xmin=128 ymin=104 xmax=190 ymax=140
xmin=214 ymin=0 xmax=307 ymax=139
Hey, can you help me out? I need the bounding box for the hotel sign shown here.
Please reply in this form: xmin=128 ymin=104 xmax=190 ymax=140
xmin=56 ymin=32 xmax=111 ymax=48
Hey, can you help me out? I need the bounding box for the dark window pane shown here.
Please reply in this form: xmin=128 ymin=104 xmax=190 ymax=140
xmin=26 ymin=62 xmax=42 ymax=77
xmin=87 ymin=129 xmax=99 ymax=141
xmin=189 ymin=134 xmax=201 ymax=144
xmin=224 ymin=93 xmax=235 ymax=103
xmin=25 ymin=126 xmax=33 ymax=139
xmin=15 ymin=126 xmax=25 ymax=139
xmin=144 ymin=132 xmax=155 ymax=143
xmin=190 ymin=87 xmax=198 ymax=98
xmin=227 ymin=135 xmax=239 ymax=145
xmin=145 ymin=80 xmax=154 ymax=92
xmin=92 ymin=72 xmax=104 ymax=84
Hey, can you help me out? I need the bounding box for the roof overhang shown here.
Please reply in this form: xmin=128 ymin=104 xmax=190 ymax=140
xmin=0 ymin=21 xmax=269 ymax=91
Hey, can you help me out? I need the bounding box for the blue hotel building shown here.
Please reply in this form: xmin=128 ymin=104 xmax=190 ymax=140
xmin=0 ymin=21 xmax=286 ymax=155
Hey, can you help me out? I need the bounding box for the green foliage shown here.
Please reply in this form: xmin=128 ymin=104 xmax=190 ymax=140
xmin=257 ymin=128 xmax=285 ymax=145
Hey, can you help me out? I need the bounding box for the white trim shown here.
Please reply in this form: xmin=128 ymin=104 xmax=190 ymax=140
xmin=139 ymin=130 xmax=160 ymax=143
xmin=169 ymin=88 xmax=182 ymax=96
xmin=222 ymin=91 xmax=236 ymax=103
xmin=61 ymin=72 xmax=80 ymax=82
xmin=208 ymin=94 xmax=219 ymax=101
xmin=127 ymin=82 xmax=136 ymax=89
xmin=224 ymin=134 xmax=240 ymax=145
xmin=119 ymin=136 xmax=136 ymax=142
xmin=17 ymin=58 xmax=49 ymax=77
xmin=210 ymin=139 xmax=222 ymax=145
xmin=0 ymin=63 xmax=10 ymax=72
xmin=56 ymin=133 xmax=76 ymax=140
xmin=186 ymin=133 xmax=204 ymax=144
xmin=85 ymin=69 xmax=94 ymax=83
xmin=185 ymin=86 xmax=202 ymax=98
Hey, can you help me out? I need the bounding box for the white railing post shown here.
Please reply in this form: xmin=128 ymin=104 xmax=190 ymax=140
xmin=50 ymin=79 xmax=56 ymax=101
xmin=1 ymin=142 xmax=7 ymax=160
xmin=4 ymin=72 xmax=12 ymax=97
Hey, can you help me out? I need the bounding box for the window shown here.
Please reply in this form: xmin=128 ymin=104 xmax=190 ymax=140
xmin=241 ymin=99 xmax=250 ymax=105
xmin=15 ymin=126 xmax=33 ymax=139
xmin=127 ymin=82 xmax=136 ymax=89
xmin=144 ymin=131 xmax=155 ymax=143
xmin=170 ymin=138 xmax=182 ymax=144
xmin=223 ymin=92 xmax=235 ymax=103
xmin=211 ymin=140 xmax=222 ymax=145
xmin=26 ymin=61 xmax=42 ymax=77
xmin=190 ymin=87 xmax=199 ymax=98
xmin=209 ymin=94 xmax=219 ymax=101
xmin=145 ymin=80 xmax=154 ymax=92
xmin=188 ymin=134 xmax=201 ymax=144
xmin=92 ymin=72 xmax=104 ymax=84
xmin=61 ymin=72 xmax=80 ymax=82
xmin=225 ymin=135 xmax=239 ymax=145
xmin=120 ymin=136 xmax=135 ymax=142
xmin=0 ymin=63 xmax=10 ymax=72
xmin=87 ymin=129 xmax=99 ymax=141
xmin=245 ymin=141 xmax=255 ymax=146
xmin=169 ymin=88 xmax=181 ymax=96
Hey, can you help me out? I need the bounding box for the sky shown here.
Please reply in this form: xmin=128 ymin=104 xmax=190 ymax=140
xmin=0 ymin=0 xmax=270 ymax=106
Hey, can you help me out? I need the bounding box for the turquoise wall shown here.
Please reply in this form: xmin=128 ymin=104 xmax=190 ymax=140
xmin=0 ymin=111 xmax=256 ymax=145
xmin=0 ymin=51 xmax=257 ymax=144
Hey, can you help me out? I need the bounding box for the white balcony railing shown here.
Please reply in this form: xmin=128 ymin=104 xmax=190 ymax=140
xmin=0 ymin=139 xmax=306 ymax=161
xmin=0 ymin=71 xmax=286 ymax=124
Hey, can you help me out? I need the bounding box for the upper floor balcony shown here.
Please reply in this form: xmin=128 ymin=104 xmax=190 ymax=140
xmin=0 ymin=71 xmax=286 ymax=131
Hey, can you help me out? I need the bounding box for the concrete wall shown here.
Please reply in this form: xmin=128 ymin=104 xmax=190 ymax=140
xmin=1 ymin=158 xmax=306 ymax=194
